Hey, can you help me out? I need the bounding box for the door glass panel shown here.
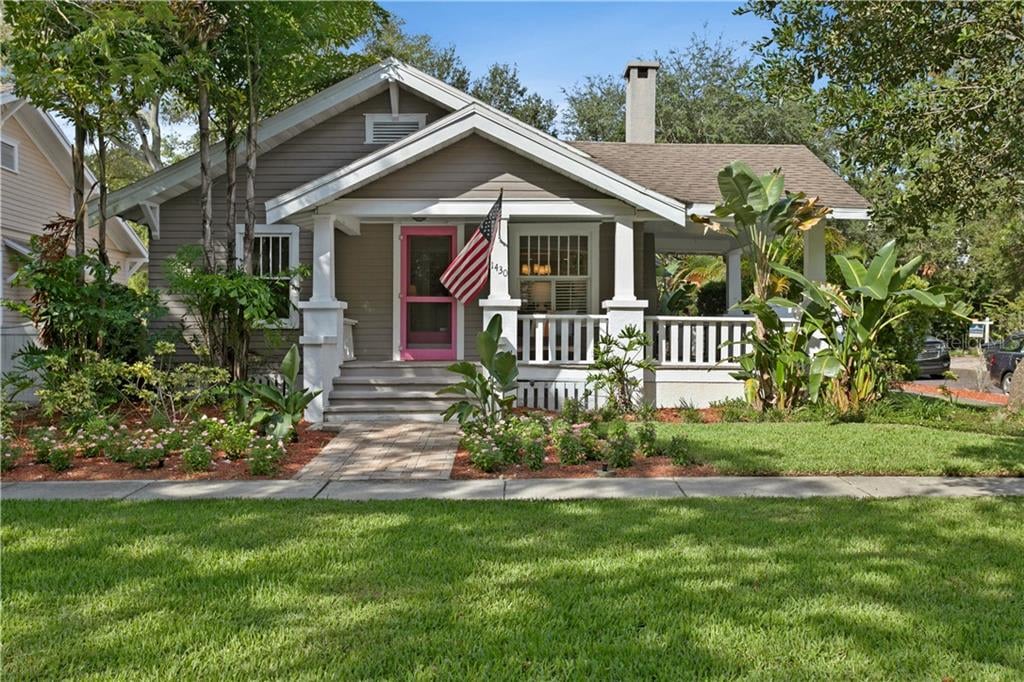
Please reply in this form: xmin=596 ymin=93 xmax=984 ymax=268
xmin=407 ymin=236 xmax=451 ymax=297
xmin=407 ymin=302 xmax=452 ymax=348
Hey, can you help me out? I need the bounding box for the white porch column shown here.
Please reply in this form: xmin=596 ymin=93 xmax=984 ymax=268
xmin=726 ymin=248 xmax=742 ymax=309
xmin=298 ymin=213 xmax=345 ymax=423
xmin=603 ymin=215 xmax=647 ymax=339
xmin=802 ymin=223 xmax=826 ymax=283
xmin=478 ymin=210 xmax=520 ymax=351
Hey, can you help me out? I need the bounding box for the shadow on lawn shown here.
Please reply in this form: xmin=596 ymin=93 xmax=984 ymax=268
xmin=4 ymin=499 xmax=1024 ymax=678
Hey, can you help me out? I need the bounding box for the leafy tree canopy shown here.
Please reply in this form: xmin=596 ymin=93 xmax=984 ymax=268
xmin=741 ymin=0 xmax=1024 ymax=235
xmin=562 ymin=33 xmax=823 ymax=153
xmin=468 ymin=63 xmax=558 ymax=134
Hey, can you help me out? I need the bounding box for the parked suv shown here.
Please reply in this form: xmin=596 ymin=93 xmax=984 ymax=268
xmin=915 ymin=336 xmax=951 ymax=378
xmin=983 ymin=333 xmax=1024 ymax=393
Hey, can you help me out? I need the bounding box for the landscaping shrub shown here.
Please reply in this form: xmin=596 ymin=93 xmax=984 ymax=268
xmin=248 ymin=435 xmax=287 ymax=476
xmin=586 ymin=326 xmax=654 ymax=415
xmin=463 ymin=432 xmax=505 ymax=473
xmin=27 ymin=427 xmax=60 ymax=464
xmin=126 ymin=342 xmax=231 ymax=425
xmin=4 ymin=227 xmax=164 ymax=363
xmin=635 ymin=421 xmax=657 ymax=457
xmin=0 ymin=443 xmax=20 ymax=472
xmin=520 ymin=419 xmax=547 ymax=470
xmin=198 ymin=416 xmax=254 ymax=460
xmin=554 ymin=422 xmax=602 ymax=465
xmin=559 ymin=397 xmax=587 ymax=425
xmin=662 ymin=435 xmax=692 ymax=466
xmin=46 ymin=444 xmax=72 ymax=472
xmin=181 ymin=442 xmax=213 ymax=473
xmin=167 ymin=245 xmax=298 ymax=380
xmin=492 ymin=420 xmax=525 ymax=463
xmin=605 ymin=419 xmax=636 ymax=469
xmin=71 ymin=416 xmax=119 ymax=458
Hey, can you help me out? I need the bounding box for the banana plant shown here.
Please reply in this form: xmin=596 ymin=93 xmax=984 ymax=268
xmin=240 ymin=344 xmax=321 ymax=440
xmin=438 ymin=316 xmax=518 ymax=432
xmin=689 ymin=161 xmax=830 ymax=305
xmin=732 ymin=296 xmax=812 ymax=411
xmin=773 ymin=240 xmax=970 ymax=415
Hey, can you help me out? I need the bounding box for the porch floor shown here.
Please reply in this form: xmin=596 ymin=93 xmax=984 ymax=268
xmin=295 ymin=422 xmax=459 ymax=480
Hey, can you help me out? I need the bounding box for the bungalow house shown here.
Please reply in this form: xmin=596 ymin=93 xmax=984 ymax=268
xmin=1 ymin=90 xmax=149 ymax=379
xmin=100 ymin=59 xmax=869 ymax=424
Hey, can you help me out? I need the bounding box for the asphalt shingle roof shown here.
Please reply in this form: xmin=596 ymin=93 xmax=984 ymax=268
xmin=570 ymin=141 xmax=870 ymax=209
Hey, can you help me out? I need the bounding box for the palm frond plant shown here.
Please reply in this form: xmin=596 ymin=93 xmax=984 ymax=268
xmin=438 ymin=316 xmax=518 ymax=432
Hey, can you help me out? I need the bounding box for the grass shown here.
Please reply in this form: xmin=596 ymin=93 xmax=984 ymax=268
xmin=653 ymin=421 xmax=1024 ymax=475
xmin=4 ymin=499 xmax=1024 ymax=679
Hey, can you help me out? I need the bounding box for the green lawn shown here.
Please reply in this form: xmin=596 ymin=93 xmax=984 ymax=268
xmin=4 ymin=499 xmax=1023 ymax=679
xmin=655 ymin=422 xmax=1024 ymax=475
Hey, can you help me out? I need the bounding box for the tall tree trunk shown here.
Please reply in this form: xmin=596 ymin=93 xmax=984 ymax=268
xmin=130 ymin=96 xmax=164 ymax=171
xmin=72 ymin=118 xmax=87 ymax=261
xmin=96 ymin=123 xmax=110 ymax=266
xmin=224 ymin=112 xmax=238 ymax=271
xmin=242 ymin=57 xmax=259 ymax=274
xmin=198 ymin=40 xmax=214 ymax=271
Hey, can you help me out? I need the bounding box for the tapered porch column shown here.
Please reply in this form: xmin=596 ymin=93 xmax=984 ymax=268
xmin=602 ymin=215 xmax=647 ymax=339
xmin=479 ymin=210 xmax=520 ymax=350
xmin=726 ymin=248 xmax=742 ymax=309
xmin=298 ymin=212 xmax=345 ymax=423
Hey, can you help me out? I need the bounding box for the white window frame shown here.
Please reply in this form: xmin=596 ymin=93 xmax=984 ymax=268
xmin=1 ymin=137 xmax=19 ymax=173
xmin=364 ymin=113 xmax=428 ymax=144
xmin=234 ymin=223 xmax=301 ymax=329
xmin=509 ymin=223 xmax=600 ymax=314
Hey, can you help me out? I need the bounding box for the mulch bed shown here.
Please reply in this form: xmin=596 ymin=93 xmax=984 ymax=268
xmin=899 ymin=383 xmax=1008 ymax=406
xmin=1 ymin=409 xmax=334 ymax=482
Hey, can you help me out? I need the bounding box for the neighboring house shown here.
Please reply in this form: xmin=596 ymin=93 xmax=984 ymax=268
xmin=1 ymin=90 xmax=149 ymax=379
xmin=101 ymin=59 xmax=869 ymax=423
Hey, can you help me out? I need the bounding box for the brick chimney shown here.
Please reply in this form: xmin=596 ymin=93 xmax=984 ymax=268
xmin=624 ymin=60 xmax=659 ymax=144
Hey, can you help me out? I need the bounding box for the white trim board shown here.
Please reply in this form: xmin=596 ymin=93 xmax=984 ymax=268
xmin=265 ymin=104 xmax=689 ymax=226
xmin=321 ymin=197 xmax=632 ymax=220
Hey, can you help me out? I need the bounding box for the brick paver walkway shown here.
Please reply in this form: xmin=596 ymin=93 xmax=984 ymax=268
xmin=295 ymin=422 xmax=459 ymax=480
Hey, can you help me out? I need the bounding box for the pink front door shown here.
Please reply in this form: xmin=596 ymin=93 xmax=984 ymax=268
xmin=400 ymin=225 xmax=457 ymax=360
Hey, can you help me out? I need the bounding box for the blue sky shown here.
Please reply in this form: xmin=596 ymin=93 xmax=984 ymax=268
xmin=54 ymin=2 xmax=771 ymax=142
xmin=382 ymin=1 xmax=772 ymax=106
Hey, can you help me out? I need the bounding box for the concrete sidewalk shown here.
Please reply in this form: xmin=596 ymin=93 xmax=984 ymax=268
xmin=3 ymin=476 xmax=1023 ymax=501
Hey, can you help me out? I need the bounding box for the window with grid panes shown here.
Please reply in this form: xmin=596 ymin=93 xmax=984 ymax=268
xmin=517 ymin=233 xmax=590 ymax=314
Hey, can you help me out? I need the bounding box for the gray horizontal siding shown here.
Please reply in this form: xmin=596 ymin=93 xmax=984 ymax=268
xmin=349 ymin=134 xmax=606 ymax=200
xmin=336 ymin=223 xmax=393 ymax=361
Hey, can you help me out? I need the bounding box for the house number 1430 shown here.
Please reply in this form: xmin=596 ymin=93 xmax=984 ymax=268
xmin=491 ymin=262 xmax=508 ymax=277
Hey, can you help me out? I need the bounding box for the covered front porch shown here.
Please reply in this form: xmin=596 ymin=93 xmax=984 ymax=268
xmin=292 ymin=195 xmax=826 ymax=421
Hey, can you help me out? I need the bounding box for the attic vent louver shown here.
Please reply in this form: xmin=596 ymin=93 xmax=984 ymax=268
xmin=365 ymin=113 xmax=427 ymax=144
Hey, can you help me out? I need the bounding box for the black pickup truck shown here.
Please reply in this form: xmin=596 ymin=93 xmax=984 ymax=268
xmin=983 ymin=333 xmax=1024 ymax=393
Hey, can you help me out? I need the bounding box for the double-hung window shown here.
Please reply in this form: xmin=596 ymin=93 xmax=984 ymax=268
xmin=512 ymin=225 xmax=598 ymax=315
xmin=235 ymin=224 xmax=300 ymax=328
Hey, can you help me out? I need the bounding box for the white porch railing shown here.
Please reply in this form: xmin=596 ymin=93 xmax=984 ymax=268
xmin=517 ymin=314 xmax=608 ymax=364
xmin=644 ymin=316 xmax=755 ymax=367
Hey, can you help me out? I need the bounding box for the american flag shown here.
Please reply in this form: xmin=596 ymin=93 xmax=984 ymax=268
xmin=440 ymin=190 xmax=503 ymax=304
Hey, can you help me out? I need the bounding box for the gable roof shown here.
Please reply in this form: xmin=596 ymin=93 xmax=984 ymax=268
xmin=0 ymin=94 xmax=148 ymax=259
xmin=265 ymin=103 xmax=690 ymax=225
xmin=571 ymin=142 xmax=870 ymax=214
xmin=100 ymin=58 xmax=591 ymax=220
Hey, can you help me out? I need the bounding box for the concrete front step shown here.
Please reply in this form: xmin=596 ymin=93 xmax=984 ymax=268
xmin=322 ymin=412 xmax=447 ymax=425
xmin=337 ymin=363 xmax=460 ymax=380
xmin=329 ymin=389 xmax=460 ymax=401
xmin=326 ymin=399 xmax=456 ymax=413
